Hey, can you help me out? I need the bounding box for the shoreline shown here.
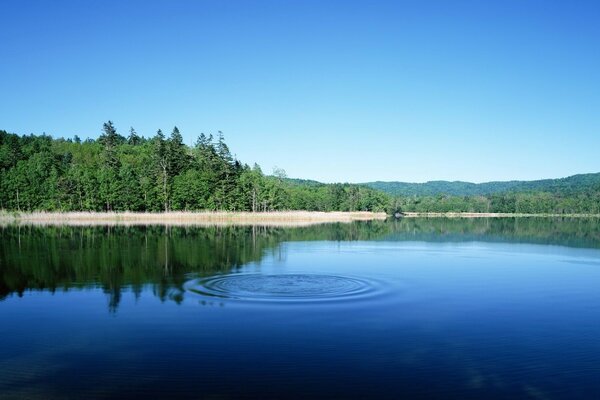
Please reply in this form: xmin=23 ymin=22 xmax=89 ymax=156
xmin=1 ymin=211 xmax=599 ymax=227
xmin=401 ymin=212 xmax=600 ymax=218
xmin=0 ymin=211 xmax=387 ymax=227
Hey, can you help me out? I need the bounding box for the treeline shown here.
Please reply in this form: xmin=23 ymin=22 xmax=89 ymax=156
xmin=397 ymin=192 xmax=600 ymax=214
xmin=3 ymin=123 xmax=598 ymax=215
xmin=0 ymin=123 xmax=390 ymax=213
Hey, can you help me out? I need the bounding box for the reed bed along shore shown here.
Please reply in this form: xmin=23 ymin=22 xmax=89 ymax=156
xmin=0 ymin=211 xmax=387 ymax=227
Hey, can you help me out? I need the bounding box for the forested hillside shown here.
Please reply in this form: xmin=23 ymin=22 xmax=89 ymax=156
xmin=365 ymin=174 xmax=600 ymax=197
xmin=368 ymin=175 xmax=600 ymax=214
xmin=0 ymin=123 xmax=390 ymax=212
xmin=287 ymin=172 xmax=600 ymax=214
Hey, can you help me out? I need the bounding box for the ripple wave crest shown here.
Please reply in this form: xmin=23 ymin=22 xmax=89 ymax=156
xmin=185 ymin=273 xmax=379 ymax=303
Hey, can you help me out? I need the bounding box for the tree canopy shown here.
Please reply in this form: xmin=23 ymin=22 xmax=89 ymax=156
xmin=0 ymin=124 xmax=390 ymax=213
xmin=2 ymin=123 xmax=598 ymax=215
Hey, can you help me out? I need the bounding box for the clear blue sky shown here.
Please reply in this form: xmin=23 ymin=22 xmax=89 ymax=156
xmin=1 ymin=0 xmax=599 ymax=183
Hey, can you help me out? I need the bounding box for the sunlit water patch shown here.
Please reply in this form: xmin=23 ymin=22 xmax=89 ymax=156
xmin=184 ymin=273 xmax=381 ymax=303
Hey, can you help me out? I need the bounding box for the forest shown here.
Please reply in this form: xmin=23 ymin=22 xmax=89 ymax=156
xmin=0 ymin=123 xmax=390 ymax=213
xmin=366 ymin=174 xmax=600 ymax=214
xmin=365 ymin=173 xmax=600 ymax=196
xmin=394 ymin=192 xmax=600 ymax=214
xmin=1 ymin=123 xmax=599 ymax=215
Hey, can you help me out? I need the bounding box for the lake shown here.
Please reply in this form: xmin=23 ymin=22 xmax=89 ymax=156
xmin=1 ymin=218 xmax=600 ymax=399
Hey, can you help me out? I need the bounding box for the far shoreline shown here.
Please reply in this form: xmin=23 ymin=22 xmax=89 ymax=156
xmin=401 ymin=212 xmax=600 ymax=218
xmin=1 ymin=210 xmax=599 ymax=227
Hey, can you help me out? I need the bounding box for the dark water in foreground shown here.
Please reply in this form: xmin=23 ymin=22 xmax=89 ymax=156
xmin=1 ymin=218 xmax=600 ymax=399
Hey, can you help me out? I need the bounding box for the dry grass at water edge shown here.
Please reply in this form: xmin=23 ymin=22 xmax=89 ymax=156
xmin=0 ymin=211 xmax=388 ymax=226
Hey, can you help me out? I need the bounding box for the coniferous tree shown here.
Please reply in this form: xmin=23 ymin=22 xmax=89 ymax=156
xmin=153 ymin=129 xmax=169 ymax=211
xmin=167 ymin=126 xmax=188 ymax=177
xmin=128 ymin=127 xmax=141 ymax=146
xmin=99 ymin=121 xmax=121 ymax=170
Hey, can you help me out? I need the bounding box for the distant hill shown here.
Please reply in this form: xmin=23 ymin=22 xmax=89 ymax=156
xmin=284 ymin=178 xmax=325 ymax=187
xmin=363 ymin=173 xmax=600 ymax=196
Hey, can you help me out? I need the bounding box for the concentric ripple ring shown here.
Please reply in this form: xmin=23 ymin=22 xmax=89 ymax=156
xmin=185 ymin=273 xmax=377 ymax=302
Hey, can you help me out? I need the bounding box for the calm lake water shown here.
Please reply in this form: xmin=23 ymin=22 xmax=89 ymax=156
xmin=1 ymin=218 xmax=600 ymax=399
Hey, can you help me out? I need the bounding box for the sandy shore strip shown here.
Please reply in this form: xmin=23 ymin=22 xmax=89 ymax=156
xmin=0 ymin=211 xmax=388 ymax=227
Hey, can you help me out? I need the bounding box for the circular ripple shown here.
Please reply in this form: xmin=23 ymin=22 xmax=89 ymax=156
xmin=185 ymin=273 xmax=376 ymax=302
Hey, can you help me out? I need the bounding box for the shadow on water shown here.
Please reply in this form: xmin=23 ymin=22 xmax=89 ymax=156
xmin=1 ymin=217 xmax=599 ymax=311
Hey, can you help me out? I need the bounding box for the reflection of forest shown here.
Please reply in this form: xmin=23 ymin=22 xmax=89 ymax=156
xmin=1 ymin=218 xmax=599 ymax=310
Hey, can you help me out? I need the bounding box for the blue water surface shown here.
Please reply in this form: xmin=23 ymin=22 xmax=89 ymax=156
xmin=1 ymin=220 xmax=599 ymax=399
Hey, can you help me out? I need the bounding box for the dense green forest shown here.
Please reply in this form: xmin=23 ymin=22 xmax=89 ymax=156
xmin=365 ymin=173 xmax=600 ymax=196
xmin=0 ymin=123 xmax=390 ymax=212
xmin=394 ymin=191 xmax=600 ymax=214
xmin=366 ymin=174 xmax=600 ymax=214
xmin=2 ymin=123 xmax=599 ymax=215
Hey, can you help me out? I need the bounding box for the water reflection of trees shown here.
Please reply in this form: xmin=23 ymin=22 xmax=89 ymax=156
xmin=1 ymin=218 xmax=599 ymax=310
xmin=384 ymin=217 xmax=600 ymax=248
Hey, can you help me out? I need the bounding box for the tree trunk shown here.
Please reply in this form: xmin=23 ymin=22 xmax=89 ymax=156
xmin=162 ymin=166 xmax=168 ymax=212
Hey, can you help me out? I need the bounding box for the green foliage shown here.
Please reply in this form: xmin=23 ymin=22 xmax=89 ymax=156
xmin=365 ymin=173 xmax=600 ymax=214
xmin=0 ymin=125 xmax=390 ymax=212
xmin=366 ymin=174 xmax=600 ymax=197
xmin=395 ymin=191 xmax=600 ymax=214
xmin=1 ymin=124 xmax=598 ymax=214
